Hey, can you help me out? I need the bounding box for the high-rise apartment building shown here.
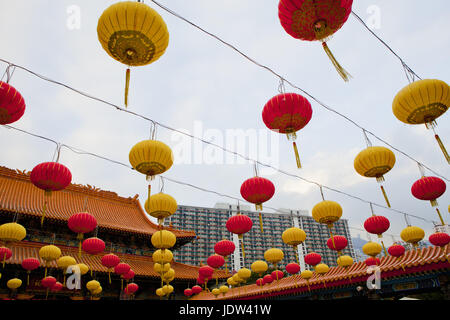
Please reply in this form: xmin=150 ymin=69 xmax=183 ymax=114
xmin=165 ymin=203 xmax=355 ymax=272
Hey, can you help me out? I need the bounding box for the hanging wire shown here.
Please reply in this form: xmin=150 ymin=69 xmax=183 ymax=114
xmin=319 ymin=185 xmax=325 ymax=201
xmin=369 ymin=202 xmax=375 ymax=216
xmin=417 ymin=162 xmax=426 ymax=178
xmin=278 ymin=78 xmax=286 ymax=94
xmin=362 ymin=129 xmax=372 ymax=148
xmin=1 ymin=64 xmax=16 ymax=83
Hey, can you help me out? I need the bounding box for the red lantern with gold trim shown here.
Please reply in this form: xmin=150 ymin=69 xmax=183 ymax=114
xmin=364 ymin=215 xmax=390 ymax=255
xmin=68 ymin=212 xmax=97 ymax=258
xmin=191 ymin=285 xmax=202 ymax=295
xmin=124 ymin=283 xmax=139 ymax=295
xmin=304 ymin=252 xmax=321 ymax=267
xmin=326 ymin=235 xmax=347 ymax=255
xmin=30 ymin=162 xmax=72 ymax=226
xmin=0 ymin=247 xmax=12 ymax=268
xmin=214 ymin=240 xmax=235 ymax=275
xmin=226 ymin=214 xmax=253 ymax=260
xmin=429 ymin=232 xmax=450 ymax=262
xmin=286 ymin=263 xmax=301 ymax=275
xmin=101 ymin=253 xmax=120 ymax=284
xmin=240 ymin=177 xmax=275 ymax=233
xmin=21 ymin=258 xmax=40 ymax=285
xmin=184 ymin=288 xmax=193 ymax=297
xmin=411 ymin=176 xmax=447 ymax=225
xmin=263 ymin=274 xmax=274 ymax=284
xmin=262 ymin=93 xmax=312 ymax=168
xmin=0 ymin=81 xmax=26 ymax=125
xmin=82 ymin=237 xmax=105 ymax=255
xmin=278 ymin=0 xmax=353 ymax=81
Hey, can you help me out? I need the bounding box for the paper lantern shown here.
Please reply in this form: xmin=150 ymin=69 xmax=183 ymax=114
xmin=312 ymin=200 xmax=342 ymax=248
xmin=153 ymin=262 xmax=171 ymax=274
xmin=115 ymin=263 xmax=131 ymax=275
xmin=0 ymin=81 xmax=26 ymax=124
xmin=364 ymin=215 xmax=390 ymax=255
xmin=184 ymin=288 xmax=193 ymax=297
xmin=304 ymin=252 xmax=321 ymax=267
xmin=191 ymin=285 xmax=202 ymax=295
xmin=365 ymin=257 xmax=380 ymax=267
xmin=271 ymin=270 xmax=284 ymax=281
xmin=122 ymin=269 xmax=135 ymax=281
xmin=392 ymin=79 xmax=450 ymax=163
xmin=51 ymin=282 xmax=63 ymax=292
xmin=354 ymin=146 xmax=396 ymax=207
xmin=264 ymin=248 xmax=284 ymax=269
xmin=0 ymin=222 xmax=26 ymax=244
xmin=199 ymin=266 xmax=214 ymax=279
xmin=151 ymin=230 xmax=176 ymax=249
xmin=41 ymin=276 xmax=57 ymax=289
xmin=256 ymin=278 xmax=264 ymax=287
xmin=362 ymin=242 xmax=382 ymax=258
xmin=156 ymin=287 xmax=165 ymax=297
xmin=76 ymin=263 xmax=89 ymax=275
xmin=30 ymin=162 xmax=72 ymax=225
xmin=226 ymin=214 xmax=252 ymax=258
xmin=97 ymin=1 xmax=169 ymax=107
xmin=207 ymin=254 xmax=225 ymax=269
xmin=400 ymin=226 xmax=425 ymax=249
xmin=57 ymin=256 xmax=76 ymax=286
xmin=82 ymin=237 xmax=105 ymax=255
xmin=315 ymin=263 xmax=329 ymax=287
xmin=263 ymin=274 xmax=273 ymax=285
xmin=211 ymin=288 xmax=221 ymax=298
xmin=68 ymin=212 xmax=97 ymax=257
xmin=278 ymin=0 xmax=353 ymax=81
xmin=101 ymin=253 xmax=120 ymax=284
xmin=86 ymin=280 xmax=100 ymax=292
xmin=251 ymin=260 xmax=268 ymax=277
xmin=337 ymin=255 xmax=353 ymax=269
xmin=39 ymin=245 xmax=61 ymax=277
xmin=124 ymin=283 xmax=139 ymax=296
xmin=144 ymin=193 xmax=177 ymax=225
xmin=152 ymin=249 xmax=173 ymax=264
xmin=388 ymin=243 xmax=406 ymax=271
xmin=21 ymin=258 xmax=40 ymax=285
xmin=129 ymin=140 xmax=173 ymax=198
xmin=262 ymin=93 xmax=312 ymax=168
xmin=219 ymin=285 xmax=229 ymax=295
xmin=326 ymin=235 xmax=348 ymax=255
xmin=214 ymin=240 xmax=235 ymax=274
xmin=411 ymin=176 xmax=446 ymax=224
xmin=0 ymin=247 xmax=12 ymax=268
xmin=282 ymin=227 xmax=306 ymax=264
xmin=7 ymin=278 xmax=22 ymax=291
xmin=285 ymin=263 xmax=300 ymax=275
xmin=429 ymin=233 xmax=450 ymax=261
xmin=237 ymin=268 xmax=252 ymax=283
xmin=301 ymin=270 xmax=313 ymax=291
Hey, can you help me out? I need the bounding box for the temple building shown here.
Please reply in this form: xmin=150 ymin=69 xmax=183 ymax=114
xmin=0 ymin=166 xmax=227 ymax=300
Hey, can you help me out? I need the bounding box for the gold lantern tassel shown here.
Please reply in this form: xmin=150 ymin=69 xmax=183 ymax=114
xmin=380 ymin=185 xmax=391 ymax=208
xmin=292 ymin=142 xmax=302 ymax=169
xmin=148 ymin=184 xmax=151 ymax=201
xmin=125 ymin=68 xmax=130 ymax=107
xmin=239 ymin=235 xmax=245 ymax=259
xmin=328 ymin=225 xmax=336 ymax=249
xmin=77 ymin=233 xmax=83 ymax=259
xmin=306 ymin=280 xmax=311 ymax=292
xmin=435 ymin=208 xmax=445 ymax=225
xmin=294 ymin=246 xmax=299 ymax=265
xmin=435 ymin=134 xmax=450 ymax=164
xmin=224 ymin=257 xmax=228 ymax=275
xmin=322 ymin=42 xmax=351 ymax=82
xmin=2 ymin=255 xmax=6 ymax=268
xmin=378 ymin=235 xmax=388 ymax=256
xmin=258 ymin=212 xmax=264 ymax=233
xmin=27 ymin=271 xmax=30 ymax=286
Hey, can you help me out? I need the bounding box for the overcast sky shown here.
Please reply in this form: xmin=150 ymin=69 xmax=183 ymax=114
xmin=1 ymin=0 xmax=449 ymax=246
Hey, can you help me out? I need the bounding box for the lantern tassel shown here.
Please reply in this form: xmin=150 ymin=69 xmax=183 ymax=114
xmin=322 ymin=42 xmax=351 ymax=82
xmin=148 ymin=184 xmax=151 ymax=201
xmin=224 ymin=257 xmax=228 ymax=275
xmin=380 ymin=185 xmax=391 ymax=208
xmin=435 ymin=134 xmax=450 ymax=164
xmin=435 ymin=208 xmax=445 ymax=225
xmin=259 ymin=212 xmax=264 ymax=233
xmin=292 ymin=142 xmax=302 ymax=169
xmin=380 ymin=240 xmax=388 ymax=257
xmin=27 ymin=271 xmax=30 ymax=286
xmin=2 ymin=255 xmax=5 ymax=268
xmin=125 ymin=68 xmax=130 ymax=107
xmin=294 ymin=246 xmax=299 ymax=265
xmin=239 ymin=235 xmax=245 ymax=259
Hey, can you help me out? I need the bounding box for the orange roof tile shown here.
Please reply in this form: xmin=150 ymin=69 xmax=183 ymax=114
xmin=0 ymin=166 xmax=195 ymax=239
xmin=191 ymin=246 xmax=450 ymax=300
xmin=6 ymin=241 xmax=230 ymax=280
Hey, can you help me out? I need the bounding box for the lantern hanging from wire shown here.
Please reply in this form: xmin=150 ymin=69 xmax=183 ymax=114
xmin=114 ymin=262 xmax=131 ymax=290
xmin=101 ymin=253 xmax=120 ymax=284
xmin=184 ymin=288 xmax=193 ymax=297
xmin=97 ymin=1 xmax=169 ymax=107
xmin=362 ymin=241 xmax=382 ymax=259
xmin=337 ymin=255 xmax=353 ymax=281
xmin=68 ymin=212 xmax=97 ymax=258
xmin=0 ymin=222 xmax=27 ymax=245
xmin=41 ymin=276 xmax=57 ymax=300
xmin=226 ymin=212 xmax=252 ymax=261
xmin=312 ymin=194 xmax=343 ymax=249
xmin=285 ymin=263 xmax=301 ymax=287
xmin=326 ymin=235 xmax=347 ymax=256
xmin=278 ymin=0 xmax=353 ymax=81
xmin=354 ymin=145 xmax=396 ymax=208
xmin=388 ymin=243 xmax=406 ymax=270
xmin=7 ymin=278 xmax=22 ymax=297
xmin=240 ymin=176 xmax=275 ymax=233
xmin=365 ymin=257 xmax=380 ymax=267
xmin=0 ymin=80 xmax=26 ymax=125
xmin=129 ymin=139 xmax=173 ymax=200
xmin=314 ymin=263 xmax=329 ymax=287
xmin=411 ymin=175 xmax=446 ymax=225
xmin=251 ymin=260 xmax=268 ymax=279
xmin=21 ymin=258 xmax=40 ymax=286
xmin=214 ymin=239 xmax=235 ymax=275
xmin=39 ymin=245 xmax=61 ymax=278
xmin=364 ymin=208 xmax=390 ymax=256
xmin=264 ymin=248 xmax=284 ymax=271
xmin=429 ymin=232 xmax=450 ymax=262
xmin=207 ymin=254 xmax=225 ymax=286
xmin=392 ymin=79 xmax=450 ymax=163
xmin=401 ymin=225 xmax=425 ymax=255
xmin=144 ymin=192 xmax=177 ymax=226
xmin=0 ymin=247 xmax=12 ymax=269
xmin=219 ymin=285 xmax=229 ymax=297
xmin=300 ymin=270 xmax=313 ymax=291
xmin=304 ymin=252 xmax=322 ymax=269
xmin=282 ymin=227 xmax=306 ymax=264
xmin=191 ymin=285 xmax=202 ymax=295
xmin=262 ymin=92 xmax=312 ymax=168
xmin=263 ymin=274 xmax=274 ymax=285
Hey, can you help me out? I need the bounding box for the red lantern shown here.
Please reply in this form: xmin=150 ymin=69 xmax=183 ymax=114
xmin=411 ymin=176 xmax=446 ymax=207
xmin=21 ymin=258 xmax=40 ymax=285
xmin=286 ymin=263 xmax=301 ymax=275
xmin=278 ymin=0 xmax=353 ymax=81
xmin=429 ymin=232 xmax=450 ymax=248
xmin=124 ymin=283 xmax=139 ymax=295
xmin=0 ymin=247 xmax=12 ymax=268
xmin=82 ymin=237 xmax=105 ymax=255
xmin=0 ymin=81 xmax=26 ymax=125
xmin=41 ymin=276 xmax=57 ymax=288
xmin=326 ymin=235 xmax=348 ymax=254
xmin=256 ymin=278 xmax=264 ymax=286
xmin=122 ymin=269 xmax=135 ymax=281
xmin=214 ymin=240 xmax=235 ymax=274
xmin=30 ymin=162 xmax=72 ymax=226
xmin=101 ymin=253 xmax=120 ymax=284
xmin=388 ymin=244 xmax=405 ymax=258
xmin=68 ymin=212 xmax=97 ymax=257
xmin=207 ymin=254 xmax=225 ymax=269
xmin=271 ymin=270 xmax=284 ymax=281
xmin=262 ymin=93 xmax=312 ymax=168
xmin=226 ymin=214 xmax=253 ymax=259
xmin=191 ymin=285 xmax=202 ymax=295
xmin=114 ymin=263 xmax=131 ymax=275
xmin=51 ymin=282 xmax=63 ymax=292
xmin=304 ymin=252 xmax=321 ymax=266
xmin=365 ymin=257 xmax=380 ymax=267
xmin=184 ymin=288 xmax=193 ymax=297
xmin=197 ymin=276 xmax=206 ymax=285
xmin=199 ymin=265 xmax=214 ymax=279
xmin=364 ymin=216 xmax=390 ymax=236
xmin=263 ymin=274 xmax=274 ymax=284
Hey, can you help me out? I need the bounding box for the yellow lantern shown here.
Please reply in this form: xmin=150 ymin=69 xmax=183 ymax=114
xmin=393 ymin=79 xmax=450 ymax=163
xmin=337 ymin=255 xmax=353 ymax=281
xmin=354 ymin=146 xmax=396 ymax=207
xmin=211 ymin=288 xmax=221 ymax=298
xmin=362 ymin=242 xmax=382 ymax=258
xmin=145 ymin=193 xmax=177 ymax=225
xmin=282 ymin=227 xmax=306 ymax=264
xmin=57 ymin=256 xmax=76 ymax=286
xmin=156 ymin=287 xmax=165 ymax=298
xmin=227 ymin=277 xmax=236 ymax=287
xmin=97 ymin=1 xmax=170 ymax=107
xmin=151 ymin=230 xmax=176 ymax=249
xmin=312 ymin=200 xmax=343 ymax=248
xmin=7 ymin=278 xmax=22 ymax=290
xmin=301 ymin=270 xmax=313 ymax=291
xmin=153 ymin=262 xmax=171 ymax=274
xmin=251 ymin=260 xmax=268 ymax=277
xmin=237 ymin=268 xmax=251 ymax=284
xmin=264 ymin=248 xmax=284 ymax=269
xmin=162 ymin=284 xmax=174 ymax=296
xmin=92 ymin=286 xmax=102 ymax=296
xmin=76 ymin=263 xmax=89 ymax=276
xmin=39 ymin=245 xmax=61 ymax=277
xmin=0 ymin=223 xmax=26 ymax=243
xmin=232 ymin=273 xmax=243 ymax=284
xmin=86 ymin=280 xmax=100 ymax=292
xmin=129 ymin=140 xmax=174 ymax=199
xmin=219 ymin=285 xmax=229 ymax=296
xmin=401 ymin=226 xmax=425 ymax=249
xmin=152 ymin=249 xmax=173 ymax=264
xmin=315 ymin=263 xmax=329 ymax=287
xmin=162 ymin=268 xmax=175 ymax=282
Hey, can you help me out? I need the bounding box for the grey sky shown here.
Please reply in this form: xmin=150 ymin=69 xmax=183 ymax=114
xmin=1 ymin=0 xmax=449 ymax=247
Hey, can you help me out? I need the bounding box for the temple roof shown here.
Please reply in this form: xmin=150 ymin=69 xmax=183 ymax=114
xmin=0 ymin=166 xmax=195 ymax=239
xmin=190 ymin=246 xmax=450 ymax=300
xmin=6 ymin=241 xmax=229 ymax=280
